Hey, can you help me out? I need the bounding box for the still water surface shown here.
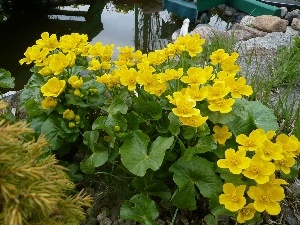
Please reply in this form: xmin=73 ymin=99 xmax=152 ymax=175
xmin=0 ymin=0 xmax=228 ymax=91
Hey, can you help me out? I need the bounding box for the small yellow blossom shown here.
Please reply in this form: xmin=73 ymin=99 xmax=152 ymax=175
xmin=219 ymin=183 xmax=246 ymax=211
xmin=181 ymin=66 xmax=212 ymax=85
xmin=212 ymin=125 xmax=232 ymax=145
xmin=39 ymin=66 xmax=52 ymax=76
xmin=208 ymin=98 xmax=235 ymax=113
xmin=63 ymin=109 xmax=75 ymax=120
xmin=217 ymin=148 xmax=251 ymax=174
xmin=242 ymin=154 xmax=275 ymax=184
xmin=226 ymin=77 xmax=253 ymax=98
xmin=256 ymin=139 xmax=284 ymax=161
xmin=206 ymin=81 xmax=230 ymax=100
xmin=247 ymin=184 xmax=285 ymax=215
xmin=179 ymin=114 xmax=208 ymax=127
xmin=41 ymin=97 xmax=57 ymax=110
xmin=236 ymin=128 xmax=267 ymax=151
xmin=41 ymin=77 xmax=66 ymax=97
xmin=276 ymin=134 xmax=299 ymax=156
xmin=237 ymin=203 xmax=256 ymax=223
xmin=36 ymin=32 xmax=59 ymax=51
xmin=210 ymin=49 xmax=229 ymax=65
xmin=185 ymin=85 xmax=208 ymax=101
xmin=119 ymin=67 xmax=138 ymax=91
xmin=68 ymin=75 xmax=84 ymax=89
xmin=274 ymin=151 xmax=296 ymax=174
xmin=69 ymin=122 xmax=76 ymax=128
xmin=73 ymin=89 xmax=83 ymax=97
xmin=87 ymin=58 xmax=101 ymax=71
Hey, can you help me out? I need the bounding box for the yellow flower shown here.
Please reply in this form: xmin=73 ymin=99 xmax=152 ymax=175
xmin=206 ymin=81 xmax=230 ymax=100
xmin=119 ymin=67 xmax=138 ymax=91
xmin=170 ymin=93 xmax=200 ymax=117
xmin=212 ymin=125 xmax=232 ymax=145
xmin=148 ymin=81 xmax=167 ymax=96
xmin=66 ymin=51 xmax=76 ymax=67
xmin=219 ymin=183 xmax=246 ymax=212
xmin=179 ymin=114 xmax=208 ymax=127
xmin=38 ymin=66 xmax=52 ymax=76
xmin=185 ymin=85 xmax=208 ymax=101
xmin=19 ymin=45 xmax=49 ymax=65
xmin=41 ymin=97 xmax=57 ymax=110
xmin=247 ymin=184 xmax=285 ymax=215
xmin=63 ymin=109 xmax=75 ymax=120
xmin=210 ymin=49 xmax=229 ymax=65
xmin=36 ymin=32 xmax=59 ymax=51
xmin=68 ymin=76 xmax=84 ymax=89
xmin=208 ymin=98 xmax=235 ymax=113
xmin=237 ymin=203 xmax=256 ymax=223
xmin=265 ymin=174 xmax=288 ymax=187
xmin=217 ymin=148 xmax=251 ymax=174
xmin=226 ymin=77 xmax=253 ymax=98
xmin=276 ymin=134 xmax=299 ymax=156
xmin=256 ymin=139 xmax=284 ymax=161
xmin=73 ymin=89 xmax=83 ymax=97
xmin=236 ymin=128 xmax=267 ymax=151
xmin=48 ymin=52 xmax=69 ymax=75
xmin=41 ymin=77 xmax=66 ymax=97
xmin=181 ymin=66 xmax=212 ymax=85
xmin=242 ymin=154 xmax=275 ymax=184
xmin=274 ymin=151 xmax=296 ymax=174
xmin=220 ymin=58 xmax=240 ymax=75
xmin=87 ymin=58 xmax=101 ymax=71
xmin=69 ymin=122 xmax=76 ymax=128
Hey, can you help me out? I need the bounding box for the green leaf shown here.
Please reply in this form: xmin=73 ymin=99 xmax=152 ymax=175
xmin=120 ymin=131 xmax=174 ymax=176
xmin=105 ymin=113 xmax=127 ymax=132
xmin=25 ymin=99 xmax=45 ymax=117
xmin=65 ymin=94 xmax=89 ymax=107
xmin=0 ymin=69 xmax=15 ymax=88
xmin=169 ymin=156 xmax=223 ymax=210
xmin=183 ymin=126 xmax=197 ymax=140
xmin=203 ymin=214 xmax=218 ymax=225
xmin=40 ymin=118 xmax=64 ymax=150
xmin=227 ymin=113 xmax=256 ymax=136
xmin=83 ymin=131 xmax=99 ymax=152
xmin=125 ymin=111 xmax=140 ymax=131
xmin=80 ymin=150 xmax=108 ymax=174
xmin=184 ymin=136 xmax=217 ymax=160
xmin=156 ymin=112 xmax=170 ymax=133
xmin=132 ymin=96 xmax=162 ymax=120
xmin=168 ymin=112 xmax=181 ymax=135
xmin=133 ymin=176 xmax=171 ymax=201
xmin=237 ymin=98 xmax=279 ymax=132
xmin=92 ymin=116 xmax=107 ymax=130
xmin=105 ymin=95 xmax=128 ymax=115
xmin=120 ymin=194 xmax=159 ymax=225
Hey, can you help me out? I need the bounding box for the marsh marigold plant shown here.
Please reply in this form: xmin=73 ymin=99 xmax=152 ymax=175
xmin=19 ymin=32 xmax=300 ymax=224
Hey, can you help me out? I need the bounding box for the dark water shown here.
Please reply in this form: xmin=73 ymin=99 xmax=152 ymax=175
xmin=0 ymin=0 xmax=229 ymax=91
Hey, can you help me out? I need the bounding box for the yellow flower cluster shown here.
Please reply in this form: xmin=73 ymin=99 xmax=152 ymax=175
xmin=217 ymin=128 xmax=300 ymax=223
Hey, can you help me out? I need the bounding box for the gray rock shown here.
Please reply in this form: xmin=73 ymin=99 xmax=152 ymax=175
xmin=291 ymin=18 xmax=300 ymax=31
xmin=239 ymin=15 xmax=255 ymax=26
xmin=284 ymin=9 xmax=300 ymax=24
xmin=231 ymin=23 xmax=268 ymax=41
xmin=281 ymin=7 xmax=288 ymax=18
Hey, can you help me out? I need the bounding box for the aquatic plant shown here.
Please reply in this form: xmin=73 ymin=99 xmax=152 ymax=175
xmin=19 ymin=32 xmax=300 ymax=224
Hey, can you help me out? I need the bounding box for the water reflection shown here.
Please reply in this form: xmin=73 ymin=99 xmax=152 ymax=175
xmin=0 ymin=0 xmax=184 ymax=91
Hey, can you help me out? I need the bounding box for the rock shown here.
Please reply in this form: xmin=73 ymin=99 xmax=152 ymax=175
xmin=190 ymin=25 xmax=230 ymax=41
xmin=230 ymin=23 xmax=267 ymax=41
xmin=291 ymin=18 xmax=300 ymax=31
xmin=284 ymin=9 xmax=300 ymax=24
xmin=281 ymin=7 xmax=288 ymax=18
xmin=252 ymin=15 xmax=288 ymax=33
xmin=239 ymin=15 xmax=255 ymax=26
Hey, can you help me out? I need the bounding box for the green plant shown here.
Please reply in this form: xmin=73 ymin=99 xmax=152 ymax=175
xmin=19 ymin=32 xmax=300 ymax=224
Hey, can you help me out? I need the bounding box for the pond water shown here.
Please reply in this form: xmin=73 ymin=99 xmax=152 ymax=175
xmin=0 ymin=0 xmax=230 ymax=91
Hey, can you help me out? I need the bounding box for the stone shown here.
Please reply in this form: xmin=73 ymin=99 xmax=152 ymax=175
xmin=239 ymin=15 xmax=255 ymax=26
xmin=252 ymin=15 xmax=288 ymax=33
xmin=281 ymin=7 xmax=288 ymax=18
xmin=284 ymin=9 xmax=300 ymax=24
xmin=190 ymin=25 xmax=230 ymax=40
xmin=291 ymin=18 xmax=300 ymax=31
xmin=230 ymin=23 xmax=268 ymax=41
